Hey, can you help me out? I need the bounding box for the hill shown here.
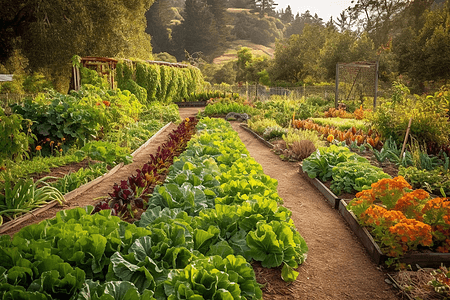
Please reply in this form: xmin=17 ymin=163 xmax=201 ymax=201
xmin=212 ymin=40 xmax=275 ymax=65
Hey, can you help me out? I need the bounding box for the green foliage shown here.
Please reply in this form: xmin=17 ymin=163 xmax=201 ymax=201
xmin=49 ymin=163 xmax=108 ymax=195
xmin=80 ymin=67 xmax=109 ymax=89
xmin=248 ymin=119 xmax=279 ymax=135
xmin=246 ymin=220 xmax=308 ymax=277
xmin=0 ymin=109 xmax=35 ymax=164
xmin=330 ymin=161 xmax=390 ymax=195
xmin=11 ymin=85 xmax=145 ymax=156
xmin=0 ymin=154 xmax=83 ymax=182
xmin=0 ymin=177 xmax=65 ymax=223
xmin=1 ymin=1 xmax=154 ymax=91
xmin=253 ymin=98 xmax=300 ymax=127
xmin=302 ymin=145 xmax=368 ymax=182
xmin=76 ymin=141 xmax=132 ymax=167
xmin=231 ymin=12 xmax=282 ymax=46
xmin=107 ymin=119 xmax=165 ymax=151
xmin=236 ymin=47 xmax=270 ymax=84
xmin=202 ymin=102 xmax=256 ymax=117
xmin=164 ymin=255 xmax=261 ymax=300
xmin=263 ymin=125 xmax=288 ymax=140
xmin=125 ymin=79 xmax=148 ymax=104
xmin=140 ymin=102 xmax=180 ymax=123
xmin=398 ymin=166 xmax=450 ymax=196
xmin=116 ymin=61 xmax=205 ymax=104
xmin=310 ymin=117 xmax=368 ymax=132
xmin=368 ymin=84 xmax=450 ymax=147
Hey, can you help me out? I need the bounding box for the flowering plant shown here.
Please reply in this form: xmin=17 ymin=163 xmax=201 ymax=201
xmin=348 ymin=176 xmax=450 ymax=257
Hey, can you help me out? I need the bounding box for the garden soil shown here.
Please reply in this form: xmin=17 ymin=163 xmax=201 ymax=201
xmin=2 ymin=107 xmax=400 ymax=300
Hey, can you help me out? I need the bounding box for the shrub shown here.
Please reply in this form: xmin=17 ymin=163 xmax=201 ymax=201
xmin=282 ymin=128 xmax=324 ymax=149
xmin=248 ymin=119 xmax=278 ymax=135
xmin=291 ymin=140 xmax=317 ymax=161
xmin=263 ymin=125 xmax=288 ymax=140
xmin=368 ymin=84 xmax=450 ymax=146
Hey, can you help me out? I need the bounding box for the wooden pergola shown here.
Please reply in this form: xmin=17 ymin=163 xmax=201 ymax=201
xmin=71 ymin=56 xmax=191 ymax=91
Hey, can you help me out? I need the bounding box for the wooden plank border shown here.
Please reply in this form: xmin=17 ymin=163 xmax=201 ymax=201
xmin=338 ymin=200 xmax=450 ymax=268
xmin=239 ymin=124 xmax=274 ymax=149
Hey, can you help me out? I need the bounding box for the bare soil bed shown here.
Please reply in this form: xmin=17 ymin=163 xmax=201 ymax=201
xmin=1 ymin=107 xmax=401 ymax=299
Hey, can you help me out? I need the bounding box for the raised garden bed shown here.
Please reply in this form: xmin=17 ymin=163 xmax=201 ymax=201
xmin=338 ymin=200 xmax=450 ymax=268
xmin=299 ymin=169 xmax=341 ymax=209
xmin=0 ymin=123 xmax=172 ymax=234
xmin=239 ymin=124 xmax=274 ymax=149
xmin=174 ymin=101 xmax=207 ymax=107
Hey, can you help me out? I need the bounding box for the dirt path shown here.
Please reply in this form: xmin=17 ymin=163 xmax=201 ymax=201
xmin=1 ymin=107 xmax=400 ymax=299
xmin=230 ymin=121 xmax=399 ymax=300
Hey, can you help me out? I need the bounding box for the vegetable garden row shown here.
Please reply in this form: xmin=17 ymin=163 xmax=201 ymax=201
xmin=0 ymin=117 xmax=308 ymax=299
xmin=199 ymin=90 xmax=450 ymax=297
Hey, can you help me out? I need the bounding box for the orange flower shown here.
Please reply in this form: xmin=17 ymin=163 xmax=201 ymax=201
xmin=59 ymin=148 xmax=63 ymax=152
xmin=103 ymin=100 xmax=110 ymax=107
xmin=36 ymin=145 xmax=42 ymax=151
xmin=327 ymin=134 xmax=334 ymax=143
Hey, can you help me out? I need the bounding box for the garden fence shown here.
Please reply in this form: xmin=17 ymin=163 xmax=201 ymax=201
xmin=0 ymin=94 xmax=36 ymax=109
xmin=207 ymin=84 xmax=393 ymax=104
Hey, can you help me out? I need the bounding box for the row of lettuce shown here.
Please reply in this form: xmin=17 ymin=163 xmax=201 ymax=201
xmin=0 ymin=117 xmax=308 ymax=300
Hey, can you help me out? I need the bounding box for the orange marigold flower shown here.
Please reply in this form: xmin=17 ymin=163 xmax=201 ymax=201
xmin=59 ymin=148 xmax=63 ymax=152
xmin=36 ymin=145 xmax=42 ymax=151
xmin=50 ymin=141 xmax=54 ymax=145
xmin=327 ymin=134 xmax=334 ymax=143
xmin=103 ymin=100 xmax=110 ymax=107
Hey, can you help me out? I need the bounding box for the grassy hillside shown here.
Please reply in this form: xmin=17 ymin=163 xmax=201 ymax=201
xmin=213 ymin=39 xmax=275 ymax=65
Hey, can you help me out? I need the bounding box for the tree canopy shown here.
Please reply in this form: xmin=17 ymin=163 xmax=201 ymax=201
xmin=0 ymin=0 xmax=154 ymax=90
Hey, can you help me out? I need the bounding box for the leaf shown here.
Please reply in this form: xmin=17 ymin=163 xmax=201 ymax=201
xmin=281 ymin=263 xmax=299 ymax=282
xmin=207 ymin=241 xmax=234 ymax=257
xmin=194 ymin=226 xmax=220 ymax=254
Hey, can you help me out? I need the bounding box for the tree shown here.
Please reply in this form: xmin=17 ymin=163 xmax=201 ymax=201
xmin=334 ymin=10 xmax=357 ymax=32
xmin=146 ymin=0 xmax=173 ymax=53
xmin=236 ymin=47 xmax=269 ymax=83
xmin=0 ymin=0 xmax=154 ymax=91
xmin=255 ymin=0 xmax=278 ymax=17
xmin=231 ymin=11 xmax=281 ymax=46
xmin=284 ymin=10 xmax=324 ymax=37
xmin=270 ymin=24 xmax=327 ymax=83
xmin=394 ymin=0 xmax=450 ymax=87
xmin=206 ymin=0 xmax=230 ymax=47
xmin=346 ymin=0 xmax=408 ymax=46
xmin=172 ymin=0 xmax=219 ymax=61
xmin=281 ymin=5 xmax=294 ymax=23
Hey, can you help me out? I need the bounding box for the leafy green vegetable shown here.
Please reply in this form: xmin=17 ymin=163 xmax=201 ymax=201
xmin=246 ymin=220 xmax=308 ymax=281
xmin=302 ymin=145 xmax=367 ymax=182
xmin=330 ymin=161 xmax=390 ymax=195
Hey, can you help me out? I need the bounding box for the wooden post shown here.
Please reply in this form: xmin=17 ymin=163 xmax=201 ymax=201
xmin=374 ymin=61 xmax=379 ymax=111
xmin=401 ymin=118 xmax=413 ymax=160
xmin=335 ymin=63 xmax=339 ymax=109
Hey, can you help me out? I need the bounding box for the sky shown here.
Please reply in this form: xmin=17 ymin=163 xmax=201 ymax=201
xmin=275 ymin=0 xmax=354 ymax=22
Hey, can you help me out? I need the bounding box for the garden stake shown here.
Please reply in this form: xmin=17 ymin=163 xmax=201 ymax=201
xmin=401 ymin=118 xmax=413 ymax=160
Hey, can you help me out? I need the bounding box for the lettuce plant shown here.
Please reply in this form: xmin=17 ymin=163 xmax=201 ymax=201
xmin=302 ymin=145 xmax=369 ymax=182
